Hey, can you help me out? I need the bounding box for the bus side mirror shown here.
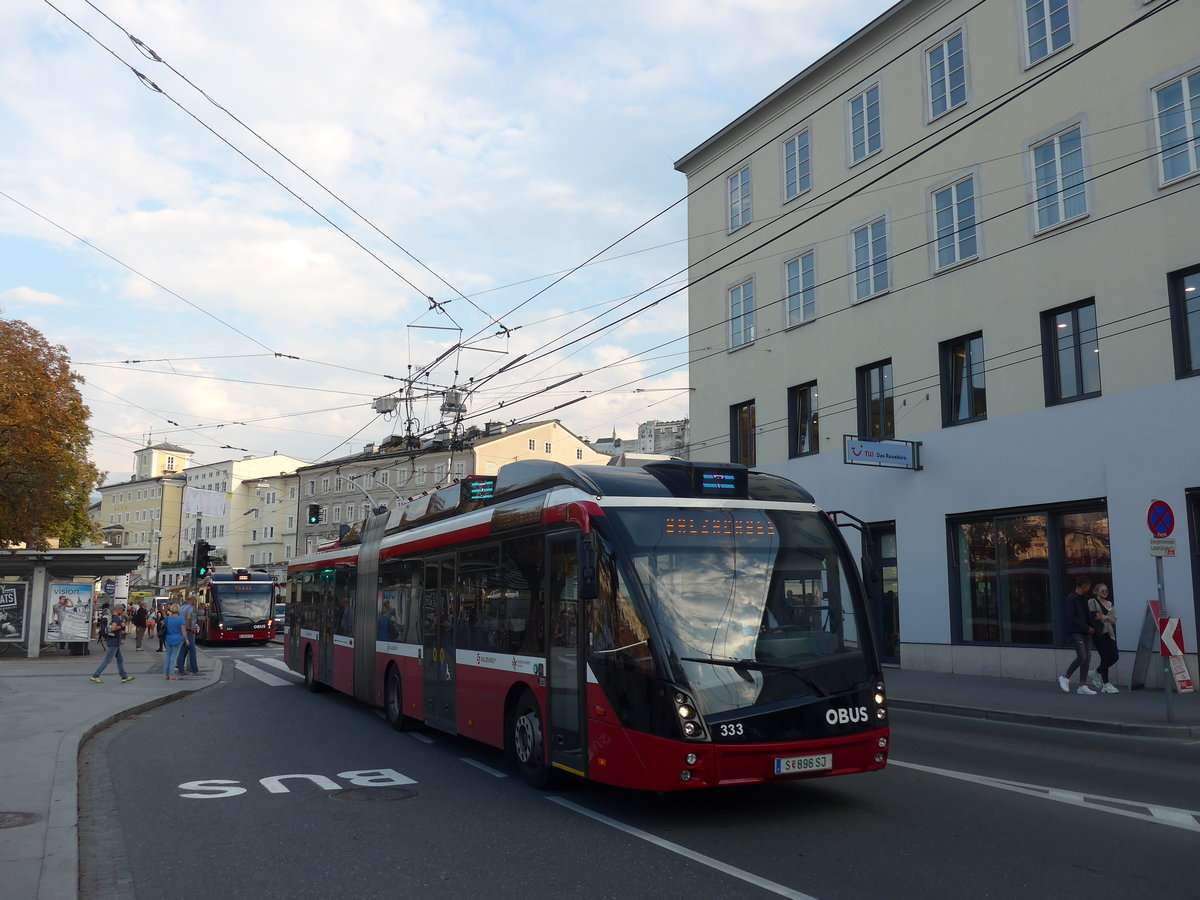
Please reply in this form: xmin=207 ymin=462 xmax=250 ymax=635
xmin=577 ymin=532 xmax=599 ymax=601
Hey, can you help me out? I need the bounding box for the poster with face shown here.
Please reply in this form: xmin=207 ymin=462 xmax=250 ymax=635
xmin=0 ymin=582 xmax=28 ymax=642
xmin=45 ymin=583 xmax=95 ymax=642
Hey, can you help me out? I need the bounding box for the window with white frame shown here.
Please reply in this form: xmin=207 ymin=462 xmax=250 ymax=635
xmin=851 ymin=217 xmax=889 ymax=301
xmin=728 ymin=166 xmax=752 ymax=230
xmin=454 ymin=462 xmax=465 ymax=478
xmin=576 ymin=449 xmax=583 ymax=460
xmin=849 ymin=86 xmax=881 ymax=162
xmin=1025 ymin=0 xmax=1071 ymax=66
xmin=287 ymin=516 xmax=295 ymax=529
xmin=932 ymin=176 xmax=978 ymax=269
xmin=321 ymin=477 xmax=330 ymax=493
xmin=528 ymin=439 xmax=536 ymax=451
xmin=332 ymin=506 xmax=342 ymax=523
xmin=416 ymin=467 xmax=426 ymax=486
xmin=544 ymin=442 xmax=552 ymax=454
xmin=785 ymin=251 xmax=816 ymax=326
xmin=435 ymin=464 xmax=446 ymax=483
xmin=927 ymin=31 xmax=966 ymax=119
xmin=1154 ymin=69 xmax=1200 ymax=183
xmin=783 ymin=129 xmax=811 ymax=200
xmin=1032 ymin=125 xmax=1086 ymax=231
xmin=306 ymin=481 xmax=315 ymax=496
xmin=729 ymin=278 xmax=756 ymax=348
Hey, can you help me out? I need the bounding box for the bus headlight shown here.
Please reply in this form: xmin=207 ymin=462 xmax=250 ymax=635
xmin=671 ymin=689 xmax=708 ymax=742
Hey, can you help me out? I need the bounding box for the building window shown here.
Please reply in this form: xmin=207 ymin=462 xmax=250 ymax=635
xmin=729 ymin=278 xmax=756 ymax=348
xmin=783 ymin=129 xmax=811 ymax=200
xmin=332 ymin=507 xmax=341 ymax=523
xmin=728 ymin=166 xmax=751 ymax=230
xmin=1032 ymin=125 xmax=1085 ymax=231
xmin=849 ymin=85 xmax=881 ymax=162
xmin=454 ymin=462 xmax=465 ymax=478
xmin=335 ymin=476 xmax=344 ymax=492
xmin=1025 ymin=0 xmax=1071 ymax=65
xmin=940 ymin=333 xmax=987 ymax=425
xmin=306 ymin=481 xmax=315 ymax=496
xmin=528 ymin=439 xmax=536 ymax=451
xmin=576 ymin=448 xmax=583 ymax=460
xmin=1154 ymin=69 xmax=1200 ymax=184
xmin=851 ymin=217 xmax=889 ymax=301
xmin=730 ymin=400 xmax=756 ymax=465
xmin=952 ymin=505 xmax=1108 ymax=645
xmin=321 ymin=477 xmax=330 ymax=493
xmin=927 ymin=31 xmax=966 ymax=119
xmin=435 ymin=464 xmax=446 ymax=483
xmin=416 ymin=467 xmax=426 ymax=486
xmin=287 ymin=516 xmax=295 ymax=529
xmin=1042 ymin=299 xmax=1101 ymax=404
xmin=857 ymin=360 xmax=894 ymax=439
xmin=932 ymin=176 xmax=978 ymax=269
xmin=785 ymin=251 xmax=816 ymax=326
xmin=379 ymin=470 xmax=389 ymax=486
xmin=787 ymin=382 xmax=819 ymax=458
xmin=544 ymin=442 xmax=552 ymax=454
xmin=1169 ymin=264 xmax=1200 ymax=377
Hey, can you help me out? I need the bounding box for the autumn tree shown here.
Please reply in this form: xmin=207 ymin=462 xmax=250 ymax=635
xmin=0 ymin=316 xmax=103 ymax=549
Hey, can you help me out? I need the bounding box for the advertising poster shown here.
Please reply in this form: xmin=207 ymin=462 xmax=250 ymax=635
xmin=45 ymin=583 xmax=95 ymax=643
xmin=1 ymin=582 xmax=29 ymax=642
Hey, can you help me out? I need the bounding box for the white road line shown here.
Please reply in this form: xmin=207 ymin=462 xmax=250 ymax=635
xmin=407 ymin=732 xmax=434 ymax=744
xmin=233 ymin=659 xmax=292 ymax=686
xmin=548 ymin=797 xmax=819 ymax=900
xmin=460 ymin=758 xmax=507 ymax=778
xmin=889 ymin=759 xmax=1200 ymax=833
xmin=252 ymin=657 xmax=293 ymax=674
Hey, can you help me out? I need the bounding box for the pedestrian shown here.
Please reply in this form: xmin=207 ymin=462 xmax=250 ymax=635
xmin=90 ymin=602 xmax=135 ymax=684
xmin=156 ymin=604 xmax=168 ymax=652
xmin=162 ymin=603 xmax=186 ymax=680
xmin=1058 ymin=577 xmax=1096 ymax=694
xmin=176 ymin=593 xmax=200 ymax=676
xmin=132 ymin=601 xmax=148 ymax=651
xmin=1088 ymin=583 xmax=1120 ymax=693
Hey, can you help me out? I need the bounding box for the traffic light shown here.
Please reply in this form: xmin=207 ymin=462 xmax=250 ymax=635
xmin=307 ymin=504 xmax=321 ymax=525
xmin=194 ymin=540 xmax=212 ymax=579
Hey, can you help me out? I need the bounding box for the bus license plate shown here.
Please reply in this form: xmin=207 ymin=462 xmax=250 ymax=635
xmin=238 ymin=634 xmax=255 ymax=639
xmin=774 ymin=753 xmax=832 ymax=775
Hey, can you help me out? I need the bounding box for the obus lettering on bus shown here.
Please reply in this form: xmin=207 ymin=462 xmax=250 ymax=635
xmin=178 ymin=768 xmax=414 ymax=799
xmin=824 ymin=706 xmax=869 ymax=725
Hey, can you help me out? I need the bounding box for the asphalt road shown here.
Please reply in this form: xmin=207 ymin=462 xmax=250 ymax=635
xmin=81 ymin=647 xmax=1200 ymax=900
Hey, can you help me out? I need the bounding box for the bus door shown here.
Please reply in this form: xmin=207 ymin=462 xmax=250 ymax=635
xmin=422 ymin=555 xmax=457 ymax=734
xmin=353 ymin=511 xmax=387 ymax=704
xmin=546 ymin=535 xmax=585 ymax=777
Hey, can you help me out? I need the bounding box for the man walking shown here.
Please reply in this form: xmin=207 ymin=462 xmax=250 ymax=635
xmin=176 ymin=593 xmax=200 ymax=676
xmin=132 ymin=601 xmax=148 ymax=651
xmin=1058 ymin=577 xmax=1096 ymax=695
xmin=90 ymin=602 xmax=135 ymax=684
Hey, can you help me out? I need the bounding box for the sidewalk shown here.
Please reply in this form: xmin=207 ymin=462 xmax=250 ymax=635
xmin=0 ymin=643 xmax=221 ymax=900
xmin=0 ymin=652 xmax=1196 ymax=900
xmin=886 ymin=667 xmax=1200 ymax=738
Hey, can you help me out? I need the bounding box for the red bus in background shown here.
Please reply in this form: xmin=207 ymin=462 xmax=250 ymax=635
xmin=173 ymin=568 xmax=277 ymax=644
xmin=284 ymin=460 xmax=889 ymax=791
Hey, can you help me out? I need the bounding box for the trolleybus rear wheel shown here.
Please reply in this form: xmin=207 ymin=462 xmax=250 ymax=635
xmin=511 ymin=689 xmax=552 ymax=788
xmin=384 ymin=665 xmax=407 ymax=731
xmin=303 ymin=648 xmax=322 ymax=693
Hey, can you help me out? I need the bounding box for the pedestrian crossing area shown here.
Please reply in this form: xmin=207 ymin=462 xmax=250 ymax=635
xmin=204 ymin=648 xmax=301 ymax=687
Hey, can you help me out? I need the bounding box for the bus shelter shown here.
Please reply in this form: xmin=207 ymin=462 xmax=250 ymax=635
xmin=0 ymin=549 xmax=145 ymax=658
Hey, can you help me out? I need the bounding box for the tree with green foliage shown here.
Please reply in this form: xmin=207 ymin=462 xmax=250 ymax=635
xmin=0 ymin=316 xmax=103 ymax=549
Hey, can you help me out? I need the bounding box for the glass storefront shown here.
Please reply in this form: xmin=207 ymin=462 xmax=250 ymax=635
xmin=952 ymin=504 xmax=1110 ymax=645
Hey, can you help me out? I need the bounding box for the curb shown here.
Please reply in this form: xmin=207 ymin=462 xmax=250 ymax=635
xmin=889 ymin=697 xmax=1200 ymax=739
xmin=41 ymin=656 xmax=224 ymax=900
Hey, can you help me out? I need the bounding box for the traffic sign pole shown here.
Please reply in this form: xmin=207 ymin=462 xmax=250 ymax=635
xmin=1147 ymin=500 xmax=1175 ymax=722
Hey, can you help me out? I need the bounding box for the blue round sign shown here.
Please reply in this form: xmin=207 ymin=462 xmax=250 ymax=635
xmin=102 ymin=580 xmax=116 ymax=596
xmin=1147 ymin=500 xmax=1174 ymax=538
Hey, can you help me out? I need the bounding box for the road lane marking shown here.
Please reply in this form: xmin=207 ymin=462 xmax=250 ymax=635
xmin=407 ymin=732 xmax=434 ymax=744
xmin=460 ymin=758 xmax=507 ymax=778
xmin=889 ymin=759 xmax=1200 ymax=833
xmin=233 ymin=659 xmax=292 ymax=686
xmin=548 ymin=797 xmax=819 ymax=900
xmin=253 ymin=657 xmax=293 ymax=673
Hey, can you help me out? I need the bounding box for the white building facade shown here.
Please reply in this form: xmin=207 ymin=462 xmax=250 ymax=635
xmin=676 ymin=0 xmax=1198 ymax=681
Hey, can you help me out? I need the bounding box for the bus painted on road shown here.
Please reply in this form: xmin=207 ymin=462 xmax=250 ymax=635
xmin=284 ymin=460 xmax=888 ymax=791
xmin=170 ymin=567 xmax=277 ymax=644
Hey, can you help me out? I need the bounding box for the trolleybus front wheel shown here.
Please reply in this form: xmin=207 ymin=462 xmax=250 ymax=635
xmin=303 ymin=648 xmax=323 ymax=693
xmin=510 ymin=689 xmax=553 ymax=788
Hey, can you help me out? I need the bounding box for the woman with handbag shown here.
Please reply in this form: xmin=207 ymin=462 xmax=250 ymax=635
xmin=1089 ymin=584 xmax=1119 ymax=693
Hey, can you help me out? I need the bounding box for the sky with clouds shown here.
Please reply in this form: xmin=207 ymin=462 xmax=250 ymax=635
xmin=1 ymin=0 xmax=893 ymax=483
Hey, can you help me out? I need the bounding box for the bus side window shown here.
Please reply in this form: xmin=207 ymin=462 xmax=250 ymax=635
xmin=501 ymin=538 xmax=543 ymax=655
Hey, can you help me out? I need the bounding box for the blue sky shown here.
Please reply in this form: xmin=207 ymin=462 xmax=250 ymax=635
xmin=1 ymin=0 xmax=893 ymax=482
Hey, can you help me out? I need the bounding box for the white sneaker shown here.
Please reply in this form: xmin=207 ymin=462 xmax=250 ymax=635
xmin=1076 ymin=685 xmax=1097 ymax=695
xmin=1057 ymin=676 xmax=1070 ymax=693
xmin=1088 ymin=673 xmax=1102 ymax=689
xmin=1101 ymin=683 xmax=1119 ymax=694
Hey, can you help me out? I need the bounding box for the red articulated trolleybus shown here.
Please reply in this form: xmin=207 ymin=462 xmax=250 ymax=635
xmin=172 ymin=567 xmax=277 ymax=645
xmin=284 ymin=460 xmax=889 ymax=791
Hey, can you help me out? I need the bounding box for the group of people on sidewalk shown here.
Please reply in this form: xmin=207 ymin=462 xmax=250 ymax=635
xmin=1058 ymin=576 xmax=1120 ymax=695
xmin=90 ymin=594 xmax=201 ymax=683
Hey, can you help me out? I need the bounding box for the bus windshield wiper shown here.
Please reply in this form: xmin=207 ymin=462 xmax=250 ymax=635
xmin=680 ymin=657 xmax=829 ymax=696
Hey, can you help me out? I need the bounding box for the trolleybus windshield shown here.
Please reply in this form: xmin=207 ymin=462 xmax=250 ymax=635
xmin=606 ymin=508 xmax=871 ymax=717
xmin=211 ymin=582 xmax=274 ymax=626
